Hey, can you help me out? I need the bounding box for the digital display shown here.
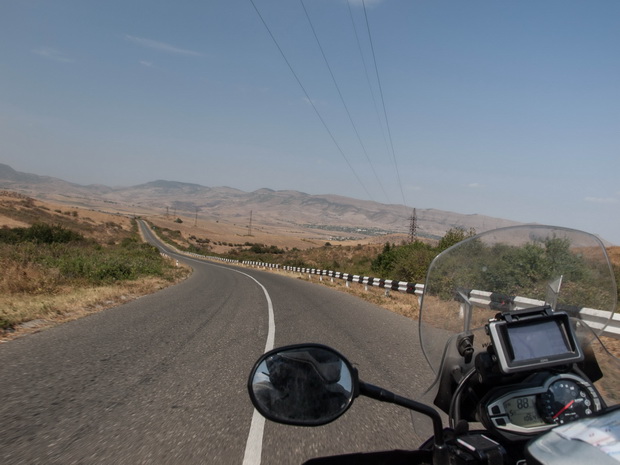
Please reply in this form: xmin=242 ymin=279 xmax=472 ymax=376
xmin=503 ymin=396 xmax=546 ymax=428
xmin=507 ymin=319 xmax=571 ymax=362
xmin=487 ymin=311 xmax=583 ymax=374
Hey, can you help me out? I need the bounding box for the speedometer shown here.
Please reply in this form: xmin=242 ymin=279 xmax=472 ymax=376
xmin=538 ymin=379 xmax=596 ymax=425
xmin=482 ymin=373 xmax=603 ymax=436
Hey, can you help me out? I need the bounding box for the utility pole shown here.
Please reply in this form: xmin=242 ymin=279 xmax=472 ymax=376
xmin=194 ymin=207 xmax=198 ymax=227
xmin=247 ymin=210 xmax=253 ymax=237
xmin=409 ymin=208 xmax=417 ymax=243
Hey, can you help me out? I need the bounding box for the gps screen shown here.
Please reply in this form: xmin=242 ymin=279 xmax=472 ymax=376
xmin=507 ymin=319 xmax=571 ymax=362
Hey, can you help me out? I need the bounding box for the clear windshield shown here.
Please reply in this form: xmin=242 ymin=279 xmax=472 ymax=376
xmin=419 ymin=225 xmax=618 ymax=394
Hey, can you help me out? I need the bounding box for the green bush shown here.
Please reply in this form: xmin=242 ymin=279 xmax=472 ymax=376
xmin=371 ymin=228 xmax=477 ymax=282
xmin=0 ymin=223 xmax=84 ymax=244
xmin=2 ymin=227 xmax=173 ymax=288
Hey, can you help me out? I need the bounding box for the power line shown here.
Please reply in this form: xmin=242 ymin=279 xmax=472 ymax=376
xmin=362 ymin=0 xmax=407 ymax=207
xmin=300 ymin=0 xmax=390 ymax=204
xmin=248 ymin=0 xmax=374 ymax=201
xmin=346 ymin=0 xmax=392 ymax=187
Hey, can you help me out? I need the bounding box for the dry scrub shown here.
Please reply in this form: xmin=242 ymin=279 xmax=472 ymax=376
xmin=0 ymin=193 xmax=190 ymax=341
xmin=0 ymin=276 xmax=185 ymax=341
xmin=0 ymin=258 xmax=189 ymax=342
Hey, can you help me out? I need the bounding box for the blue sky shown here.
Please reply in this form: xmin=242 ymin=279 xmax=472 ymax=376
xmin=1 ymin=0 xmax=619 ymax=243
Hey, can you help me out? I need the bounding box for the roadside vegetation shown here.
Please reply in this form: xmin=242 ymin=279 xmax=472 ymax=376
xmin=149 ymin=218 xmax=476 ymax=281
xmin=142 ymin=212 xmax=620 ymax=325
xmin=0 ymin=219 xmax=187 ymax=334
xmin=149 ymin=221 xmax=620 ymax=303
xmin=3 ymin=193 xmax=617 ymax=342
xmin=220 ymin=226 xmax=477 ymax=282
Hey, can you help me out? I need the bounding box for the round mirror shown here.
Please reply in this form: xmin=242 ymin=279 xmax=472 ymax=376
xmin=248 ymin=344 xmax=357 ymax=426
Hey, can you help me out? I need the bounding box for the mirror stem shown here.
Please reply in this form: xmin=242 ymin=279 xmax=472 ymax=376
xmin=359 ymin=381 xmax=445 ymax=447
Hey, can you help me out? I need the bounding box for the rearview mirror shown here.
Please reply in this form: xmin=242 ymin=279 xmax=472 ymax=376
xmin=248 ymin=344 xmax=357 ymax=426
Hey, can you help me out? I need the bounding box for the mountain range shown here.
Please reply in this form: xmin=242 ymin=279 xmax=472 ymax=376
xmin=0 ymin=163 xmax=519 ymax=240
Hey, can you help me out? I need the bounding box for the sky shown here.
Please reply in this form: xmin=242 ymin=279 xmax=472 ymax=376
xmin=1 ymin=0 xmax=619 ymax=244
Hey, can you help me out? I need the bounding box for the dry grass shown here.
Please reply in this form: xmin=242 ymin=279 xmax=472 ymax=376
xmin=0 ymin=259 xmax=61 ymax=294
xmin=0 ymin=191 xmax=135 ymax=243
xmin=247 ymin=265 xmax=420 ymax=319
xmin=145 ymin=215 xmax=326 ymax=254
xmin=143 ymin=213 xmax=394 ymax=255
xmin=0 ymin=192 xmax=191 ymax=341
xmin=608 ymin=247 xmax=620 ymax=263
xmin=0 ymin=273 xmax=188 ymax=342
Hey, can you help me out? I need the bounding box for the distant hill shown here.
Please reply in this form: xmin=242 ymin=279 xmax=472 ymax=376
xmin=0 ymin=163 xmax=519 ymax=239
xmin=0 ymin=163 xmax=112 ymax=198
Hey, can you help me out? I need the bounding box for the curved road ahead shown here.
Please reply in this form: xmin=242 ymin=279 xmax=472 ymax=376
xmin=0 ymin=222 xmax=433 ymax=464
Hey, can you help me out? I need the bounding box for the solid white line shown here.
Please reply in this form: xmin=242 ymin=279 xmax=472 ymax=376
xmin=242 ymin=410 xmax=267 ymax=465
xmin=138 ymin=231 xmax=274 ymax=464
xmin=240 ymin=271 xmax=275 ymax=465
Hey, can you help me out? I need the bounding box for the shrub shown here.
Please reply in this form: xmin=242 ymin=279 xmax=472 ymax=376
xmin=371 ymin=228 xmax=477 ymax=282
xmin=1 ymin=226 xmax=174 ymax=295
xmin=0 ymin=223 xmax=84 ymax=244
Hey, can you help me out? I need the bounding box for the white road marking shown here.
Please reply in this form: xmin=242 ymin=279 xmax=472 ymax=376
xmin=139 ymin=222 xmax=275 ymax=464
xmin=240 ymin=271 xmax=275 ymax=465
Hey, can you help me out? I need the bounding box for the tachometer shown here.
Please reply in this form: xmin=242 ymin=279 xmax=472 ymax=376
xmin=538 ymin=379 xmax=596 ymax=425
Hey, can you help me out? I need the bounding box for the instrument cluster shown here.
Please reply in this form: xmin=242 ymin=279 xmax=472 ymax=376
xmin=482 ymin=373 xmax=602 ymax=436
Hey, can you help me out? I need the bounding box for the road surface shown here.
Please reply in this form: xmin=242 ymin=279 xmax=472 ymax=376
xmin=0 ymin=222 xmax=433 ymax=464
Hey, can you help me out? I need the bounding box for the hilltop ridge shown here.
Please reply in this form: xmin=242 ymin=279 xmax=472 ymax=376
xmin=0 ymin=163 xmax=519 ymax=241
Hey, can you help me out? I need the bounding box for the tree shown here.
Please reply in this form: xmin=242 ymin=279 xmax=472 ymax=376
xmin=437 ymin=227 xmax=476 ymax=252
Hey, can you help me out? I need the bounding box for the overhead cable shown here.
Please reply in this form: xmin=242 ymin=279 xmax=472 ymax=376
xmin=249 ymin=0 xmax=374 ymax=201
xmin=362 ymin=0 xmax=408 ymax=207
xmin=300 ymin=0 xmax=390 ymax=204
xmin=346 ymin=0 xmax=392 ymax=186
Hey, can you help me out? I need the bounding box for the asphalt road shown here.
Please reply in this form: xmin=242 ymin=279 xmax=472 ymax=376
xmin=0 ymin=223 xmax=434 ymax=464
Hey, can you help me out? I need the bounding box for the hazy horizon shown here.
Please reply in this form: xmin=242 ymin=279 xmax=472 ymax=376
xmin=2 ymin=1 xmax=618 ymax=244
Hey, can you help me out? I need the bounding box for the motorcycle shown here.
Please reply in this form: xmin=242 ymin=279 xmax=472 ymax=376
xmin=248 ymin=225 xmax=620 ymax=464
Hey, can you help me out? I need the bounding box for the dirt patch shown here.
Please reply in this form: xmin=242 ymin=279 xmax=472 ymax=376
xmin=0 ymin=192 xmax=135 ymax=244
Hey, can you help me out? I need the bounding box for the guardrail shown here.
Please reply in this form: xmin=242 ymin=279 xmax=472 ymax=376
xmin=455 ymin=289 xmax=620 ymax=340
xmin=242 ymin=261 xmax=423 ymax=298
